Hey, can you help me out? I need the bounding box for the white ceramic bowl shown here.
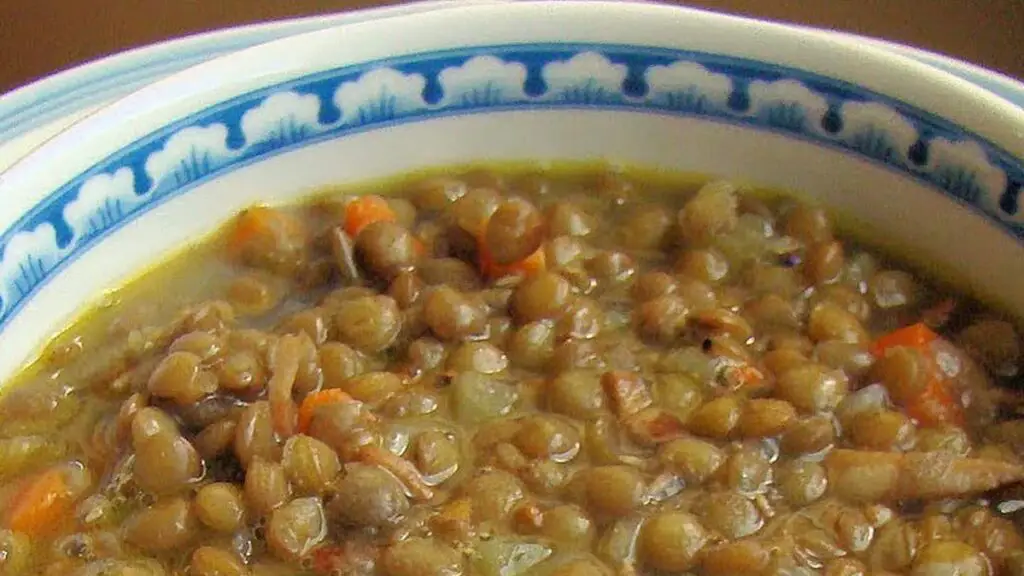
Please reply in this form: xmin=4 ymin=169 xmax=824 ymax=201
xmin=1 ymin=0 xmax=1022 ymax=380
xmin=5 ymin=5 xmax=1020 ymax=174
xmin=1 ymin=2 xmax=1019 ymax=177
xmin=839 ymin=34 xmax=1024 ymax=110
xmin=0 ymin=0 xmax=506 ymax=173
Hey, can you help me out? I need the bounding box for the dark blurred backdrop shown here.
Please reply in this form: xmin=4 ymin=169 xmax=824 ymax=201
xmin=0 ymin=0 xmax=1021 ymax=94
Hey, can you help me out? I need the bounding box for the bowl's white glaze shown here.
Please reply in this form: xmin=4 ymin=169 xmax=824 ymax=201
xmin=0 ymin=0 xmax=507 ymax=174
xmin=836 ymin=33 xmax=1024 ymax=110
xmin=0 ymin=0 xmax=1022 ymax=380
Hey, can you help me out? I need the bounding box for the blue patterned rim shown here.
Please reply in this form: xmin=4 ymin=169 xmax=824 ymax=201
xmin=1 ymin=42 xmax=1022 ymax=331
xmin=0 ymin=24 xmax=331 ymax=143
xmin=0 ymin=1 xmax=486 ymax=143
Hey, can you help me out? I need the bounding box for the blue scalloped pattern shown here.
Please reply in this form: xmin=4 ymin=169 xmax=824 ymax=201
xmin=1 ymin=43 xmax=1022 ymax=328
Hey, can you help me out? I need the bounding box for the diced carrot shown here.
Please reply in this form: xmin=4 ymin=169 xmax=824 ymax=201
xmin=358 ymin=446 xmax=434 ymax=501
xmin=430 ymin=497 xmax=474 ymax=540
xmin=230 ymin=206 xmax=304 ymax=255
xmin=6 ymin=466 xmax=73 ymax=536
xmin=311 ymin=545 xmax=347 ymax=576
xmin=512 ymin=501 xmax=544 ymax=533
xmin=721 ymin=363 xmax=768 ymax=391
xmin=310 ymin=543 xmax=379 ymax=576
xmin=626 ymin=408 xmax=687 ymax=445
xmin=872 ymin=323 xmax=965 ymax=427
xmin=413 ymin=238 xmax=427 ymax=257
xmin=231 ymin=207 xmax=272 ymax=249
xmin=601 ymin=370 xmax=653 ymax=418
xmin=473 ymin=206 xmax=547 ymax=279
xmin=906 ymin=377 xmax=965 ymax=428
xmin=481 ymin=245 xmax=546 ymax=279
xmin=344 ymin=195 xmax=397 ymax=237
xmin=871 ymin=323 xmax=939 ymax=357
xmin=297 ymin=389 xmax=357 ymax=433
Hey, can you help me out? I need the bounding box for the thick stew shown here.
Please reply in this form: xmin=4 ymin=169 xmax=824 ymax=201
xmin=1 ymin=166 xmax=1023 ymax=576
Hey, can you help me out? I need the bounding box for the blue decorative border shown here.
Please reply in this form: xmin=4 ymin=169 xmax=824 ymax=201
xmin=0 ymin=1 xmax=486 ymax=143
xmin=0 ymin=24 xmax=322 ymax=142
xmin=1 ymin=42 xmax=1022 ymax=331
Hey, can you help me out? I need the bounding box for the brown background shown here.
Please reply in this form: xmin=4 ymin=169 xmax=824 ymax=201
xmin=0 ymin=0 xmax=1022 ymax=95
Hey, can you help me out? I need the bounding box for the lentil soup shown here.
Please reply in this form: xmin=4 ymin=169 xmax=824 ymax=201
xmin=1 ymin=165 xmax=1023 ymax=576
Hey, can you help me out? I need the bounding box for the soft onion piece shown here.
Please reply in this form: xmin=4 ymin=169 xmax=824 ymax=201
xmin=835 ymin=383 xmax=890 ymax=430
xmin=473 ymin=538 xmax=552 ymax=576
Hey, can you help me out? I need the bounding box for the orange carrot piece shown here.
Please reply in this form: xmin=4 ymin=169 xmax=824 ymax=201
xmin=412 ymin=237 xmax=427 ymax=258
xmin=344 ymin=195 xmax=397 ymax=237
xmin=481 ymin=245 xmax=546 ymax=279
xmin=512 ymin=501 xmax=544 ymax=533
xmin=312 ymin=546 xmax=347 ymax=576
xmin=6 ymin=466 xmax=73 ymax=536
xmin=297 ymin=389 xmax=357 ymax=433
xmin=232 ymin=207 xmax=273 ymax=249
xmin=601 ymin=370 xmax=653 ymax=418
xmin=871 ymin=323 xmax=939 ymax=357
xmin=358 ymin=446 xmax=434 ymax=501
xmin=722 ymin=363 xmax=768 ymax=391
xmin=430 ymin=497 xmax=474 ymax=540
xmin=626 ymin=408 xmax=687 ymax=445
xmin=310 ymin=543 xmax=380 ymax=576
xmin=231 ymin=206 xmax=304 ymax=254
xmin=872 ymin=323 xmax=964 ymax=427
xmin=906 ymin=377 xmax=965 ymax=428
xmin=473 ymin=207 xmax=547 ymax=279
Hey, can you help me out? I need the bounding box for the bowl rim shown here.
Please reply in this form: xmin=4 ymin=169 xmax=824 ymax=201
xmin=5 ymin=1 xmax=1021 ymax=174
xmin=2 ymin=0 xmax=1020 ymax=171
xmin=834 ymin=33 xmax=1023 ymax=109
xmin=0 ymin=0 xmax=504 ymax=144
xmin=0 ymin=0 xmax=1023 ymax=338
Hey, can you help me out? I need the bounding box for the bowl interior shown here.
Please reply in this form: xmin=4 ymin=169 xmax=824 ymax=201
xmin=1 ymin=1 xmax=1022 ymax=381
